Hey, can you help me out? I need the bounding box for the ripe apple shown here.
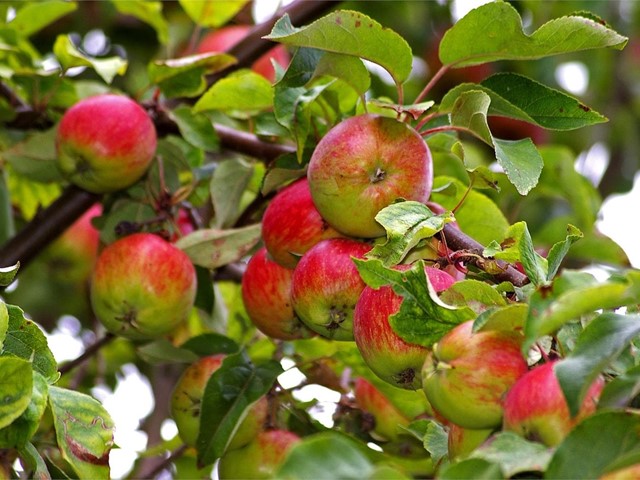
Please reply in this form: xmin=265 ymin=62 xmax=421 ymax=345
xmin=447 ymin=423 xmax=493 ymax=460
xmin=354 ymin=266 xmax=455 ymax=390
xmin=196 ymin=25 xmax=289 ymax=82
xmin=503 ymin=360 xmax=605 ymax=447
xmin=290 ymin=238 xmax=371 ymax=341
xmin=217 ymin=429 xmax=300 ymax=479
xmin=422 ymin=320 xmax=529 ymax=429
xmin=307 ymin=114 xmax=433 ymax=238
xmin=241 ymin=247 xmax=315 ymax=340
xmin=90 ymin=232 xmax=197 ymax=339
xmin=262 ymin=178 xmax=344 ymax=269
xmin=170 ymin=354 xmax=268 ymax=450
xmin=56 ymin=94 xmax=157 ymax=193
xmin=354 ymin=377 xmax=410 ymax=442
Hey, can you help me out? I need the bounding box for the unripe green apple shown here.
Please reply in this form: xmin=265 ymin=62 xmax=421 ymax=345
xmin=90 ymin=232 xmax=197 ymax=340
xmin=56 ymin=94 xmax=157 ymax=193
xmin=354 ymin=377 xmax=410 ymax=442
xmin=447 ymin=423 xmax=493 ymax=460
xmin=307 ymin=114 xmax=433 ymax=238
xmin=217 ymin=429 xmax=300 ymax=479
xmin=422 ymin=321 xmax=528 ymax=429
xmin=503 ymin=360 xmax=604 ymax=447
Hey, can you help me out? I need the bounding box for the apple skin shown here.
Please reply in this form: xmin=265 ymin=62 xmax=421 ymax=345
xmin=262 ymin=178 xmax=344 ymax=269
xmin=307 ymin=114 xmax=433 ymax=238
xmin=290 ymin=238 xmax=371 ymax=341
xmin=422 ymin=320 xmax=529 ymax=429
xmin=241 ymin=247 xmax=315 ymax=340
xmin=503 ymin=361 xmax=605 ymax=447
xmin=354 ymin=266 xmax=456 ymax=390
xmin=447 ymin=423 xmax=493 ymax=460
xmin=354 ymin=377 xmax=410 ymax=442
xmin=170 ymin=354 xmax=268 ymax=450
xmin=196 ymin=25 xmax=289 ymax=82
xmin=56 ymin=94 xmax=157 ymax=193
xmin=90 ymin=232 xmax=197 ymax=340
xmin=217 ymin=429 xmax=300 ymax=479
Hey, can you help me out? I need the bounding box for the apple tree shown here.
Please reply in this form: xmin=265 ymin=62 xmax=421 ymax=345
xmin=0 ymin=1 xmax=639 ymax=478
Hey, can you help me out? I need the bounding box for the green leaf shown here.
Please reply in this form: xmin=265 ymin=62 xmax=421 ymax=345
xmin=0 ymin=371 xmax=48 ymax=449
xmin=18 ymin=442 xmax=52 ymax=480
xmin=599 ymin=364 xmax=640 ymax=409
xmin=265 ymin=10 xmax=413 ymax=86
xmin=196 ymin=352 xmax=282 ymax=465
xmin=546 ymin=224 xmax=583 ymax=281
xmin=136 ymin=339 xmax=200 ymax=365
xmin=470 ymin=432 xmax=552 ymax=477
xmin=473 ymin=303 xmax=528 ymax=334
xmin=3 ymin=305 xmax=58 ymax=383
xmin=440 ymin=279 xmax=508 ymax=315
xmin=3 ymin=128 xmax=63 ymax=183
xmin=555 ymin=313 xmax=640 ymax=417
xmin=439 ymin=2 xmax=628 ymax=67
xmin=179 ymin=0 xmax=249 ymax=28
xmin=277 ymin=432 xmax=374 ymax=480
xmin=175 ymin=224 xmax=261 ymax=269
xmin=546 ymin=411 xmax=640 ymax=479
xmin=112 ymin=0 xmax=168 ymax=44
xmin=210 ymin=158 xmax=255 ymax=228
xmin=9 ymin=1 xmax=77 ymax=38
xmin=194 ymin=70 xmax=273 ymax=114
xmin=48 ymin=386 xmax=114 ymax=480
xmin=354 ymin=259 xmax=475 ymax=347
xmin=0 ymin=264 xmax=19 ymax=287
xmin=0 ymin=357 xmax=32 ymax=430
xmin=438 ymin=458 xmax=503 ymax=480
xmin=0 ymin=171 xmax=14 ymax=244
xmin=180 ymin=333 xmax=239 ymax=357
xmin=148 ymin=53 xmax=236 ymax=98
xmin=53 ymin=35 xmax=127 ymax=84
xmin=0 ymin=301 xmax=7 ymax=350
xmin=168 ymin=105 xmax=219 ymax=152
xmin=314 ymin=52 xmax=371 ymax=96
xmin=423 ymin=421 xmax=448 ymax=464
xmin=6 ymin=169 xmax=61 ymax=220
xmin=368 ymin=201 xmax=455 ymax=267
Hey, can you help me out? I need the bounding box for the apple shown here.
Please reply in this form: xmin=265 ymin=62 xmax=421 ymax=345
xmin=56 ymin=94 xmax=157 ymax=193
xmin=262 ymin=178 xmax=344 ymax=269
xmin=503 ymin=360 xmax=605 ymax=447
xmin=290 ymin=238 xmax=371 ymax=341
xmin=196 ymin=25 xmax=290 ymax=82
xmin=307 ymin=114 xmax=433 ymax=238
xmin=241 ymin=247 xmax=315 ymax=340
xmin=354 ymin=266 xmax=456 ymax=390
xmin=422 ymin=320 xmax=529 ymax=429
xmin=217 ymin=429 xmax=300 ymax=479
xmin=90 ymin=232 xmax=197 ymax=340
xmin=447 ymin=423 xmax=493 ymax=460
xmin=170 ymin=354 xmax=268 ymax=450
xmin=354 ymin=377 xmax=410 ymax=442
xmin=599 ymin=463 xmax=640 ymax=480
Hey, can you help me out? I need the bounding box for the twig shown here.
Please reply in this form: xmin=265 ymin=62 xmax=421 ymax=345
xmin=58 ymin=333 xmax=115 ymax=376
xmin=137 ymin=444 xmax=188 ymax=480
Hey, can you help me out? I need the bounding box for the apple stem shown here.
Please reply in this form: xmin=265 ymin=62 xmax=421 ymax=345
xmin=536 ymin=342 xmax=551 ymax=362
xmin=414 ymin=65 xmax=450 ymax=105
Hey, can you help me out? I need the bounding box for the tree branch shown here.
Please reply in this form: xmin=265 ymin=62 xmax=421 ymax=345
xmin=57 ymin=333 xmax=115 ymax=376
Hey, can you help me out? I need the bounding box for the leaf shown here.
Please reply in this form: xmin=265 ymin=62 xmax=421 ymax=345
xmin=0 ymin=357 xmax=32 ymax=430
xmin=180 ymin=333 xmax=239 ymax=357
xmin=423 ymin=421 xmax=448 ymax=464
xmin=277 ymin=432 xmax=374 ymax=480
xmin=9 ymin=1 xmax=77 ymax=38
xmin=194 ymin=70 xmax=273 ymax=113
xmin=546 ymin=224 xmax=583 ymax=281
xmin=48 ymin=386 xmax=114 ymax=480
xmin=3 ymin=305 xmax=58 ymax=383
xmin=175 ymin=224 xmax=261 ymax=269
xmin=179 ymin=0 xmax=249 ymax=28
xmin=368 ymin=201 xmax=455 ymax=266
xmin=3 ymin=128 xmax=64 ymax=183
xmin=439 ymin=2 xmax=628 ymax=67
xmin=53 ymin=35 xmax=127 ymax=84
xmin=148 ymin=53 xmax=236 ymax=98
xmin=470 ymin=432 xmax=552 ymax=477
xmin=168 ymin=105 xmax=219 ymax=151
xmin=0 ymin=301 xmax=7 ymax=351
xmin=265 ymin=10 xmax=413 ymax=86
xmin=111 ymin=0 xmax=169 ymax=44
xmin=0 ymin=371 xmax=48 ymax=449
xmin=555 ymin=313 xmax=640 ymax=417
xmin=314 ymin=52 xmax=371 ymax=96
xmin=210 ymin=158 xmax=255 ymax=228
xmin=438 ymin=458 xmax=503 ymax=480
xmin=546 ymin=411 xmax=640 ymax=479
xmin=6 ymin=170 xmax=61 ymax=220
xmin=0 ymin=171 xmax=14 ymax=244
xmin=354 ymin=259 xmax=475 ymax=347
xmin=196 ymin=352 xmax=282 ymax=465
xmin=473 ymin=303 xmax=528 ymax=334
xmin=18 ymin=442 xmax=52 ymax=480
xmin=0 ymin=264 xmax=19 ymax=287
xmin=136 ymin=339 xmax=200 ymax=365
xmin=599 ymin=364 xmax=640 ymax=410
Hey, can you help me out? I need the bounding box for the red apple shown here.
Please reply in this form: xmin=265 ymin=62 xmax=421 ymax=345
xmin=307 ymin=114 xmax=433 ymax=238
xmin=291 ymin=238 xmax=371 ymax=341
xmin=196 ymin=25 xmax=289 ymax=82
xmin=56 ymin=94 xmax=157 ymax=193
xmin=422 ymin=320 xmax=529 ymax=429
xmin=217 ymin=429 xmax=300 ymax=479
xmin=503 ymin=361 xmax=605 ymax=447
xmin=241 ymin=247 xmax=314 ymax=340
xmin=354 ymin=266 xmax=455 ymax=390
xmin=170 ymin=354 xmax=268 ymax=450
xmin=447 ymin=423 xmax=493 ymax=460
xmin=354 ymin=377 xmax=411 ymax=442
xmin=90 ymin=232 xmax=197 ymax=339
xmin=261 ymin=178 xmax=344 ymax=269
